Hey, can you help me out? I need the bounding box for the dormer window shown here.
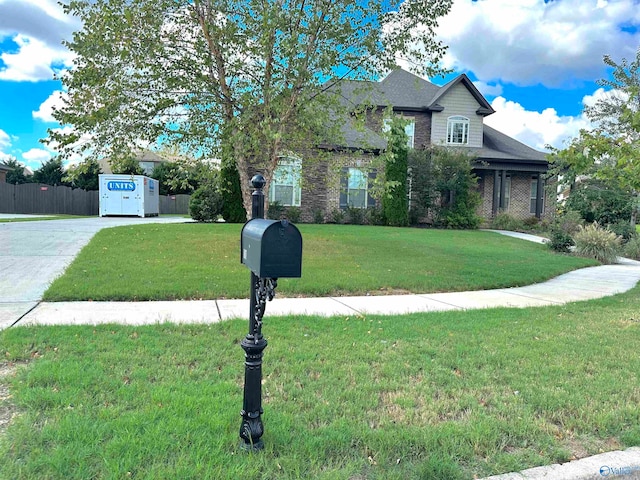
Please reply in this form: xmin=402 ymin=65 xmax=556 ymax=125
xmin=447 ymin=116 xmax=469 ymax=145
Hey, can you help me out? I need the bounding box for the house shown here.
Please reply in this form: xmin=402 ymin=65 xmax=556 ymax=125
xmin=98 ymin=150 xmax=171 ymax=176
xmin=0 ymin=162 xmax=9 ymax=183
xmin=267 ymin=69 xmax=551 ymax=224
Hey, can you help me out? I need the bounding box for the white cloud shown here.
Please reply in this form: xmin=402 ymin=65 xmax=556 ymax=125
xmin=19 ymin=0 xmax=68 ymax=22
xmin=0 ymin=0 xmax=80 ymax=45
xmin=0 ymin=128 xmax=15 ymax=161
xmin=437 ymin=0 xmax=640 ymax=87
xmin=582 ymin=86 xmax=629 ymax=108
xmin=0 ymin=34 xmax=75 ymax=81
xmin=0 ymin=128 xmax=10 ymax=149
xmin=485 ymin=96 xmax=593 ymax=151
xmin=22 ymin=148 xmax=51 ymax=164
xmin=32 ymin=90 xmax=67 ymax=123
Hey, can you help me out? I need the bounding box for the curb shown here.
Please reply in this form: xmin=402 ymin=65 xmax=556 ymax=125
xmin=479 ymin=447 xmax=640 ymax=480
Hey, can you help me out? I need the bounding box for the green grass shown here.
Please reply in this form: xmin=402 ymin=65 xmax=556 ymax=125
xmin=43 ymin=224 xmax=596 ymax=301
xmin=2 ymin=287 xmax=640 ymax=479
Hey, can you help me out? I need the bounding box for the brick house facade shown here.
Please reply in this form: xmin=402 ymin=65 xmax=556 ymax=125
xmin=267 ymin=69 xmax=552 ymax=223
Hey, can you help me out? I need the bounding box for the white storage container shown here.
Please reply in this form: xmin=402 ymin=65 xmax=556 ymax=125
xmin=99 ymin=174 xmax=160 ymax=217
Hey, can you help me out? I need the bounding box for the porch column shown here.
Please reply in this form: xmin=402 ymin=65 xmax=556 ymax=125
xmin=492 ymin=170 xmax=499 ymax=216
xmin=499 ymin=170 xmax=507 ymax=210
xmin=535 ymin=174 xmax=544 ymax=219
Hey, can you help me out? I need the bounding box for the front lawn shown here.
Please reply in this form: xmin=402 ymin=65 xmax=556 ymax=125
xmin=43 ymin=224 xmax=596 ymax=301
xmin=2 ymin=287 xmax=639 ymax=479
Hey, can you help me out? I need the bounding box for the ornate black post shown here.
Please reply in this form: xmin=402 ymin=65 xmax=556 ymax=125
xmin=239 ymin=174 xmax=273 ymax=451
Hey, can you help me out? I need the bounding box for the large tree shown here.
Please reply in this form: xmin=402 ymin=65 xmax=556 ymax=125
xmin=63 ymin=158 xmax=102 ymax=190
xmin=50 ymin=0 xmax=453 ymax=217
xmin=551 ymin=48 xmax=640 ymax=228
xmin=3 ymin=157 xmax=31 ymax=184
xmin=32 ymin=158 xmax=69 ymax=186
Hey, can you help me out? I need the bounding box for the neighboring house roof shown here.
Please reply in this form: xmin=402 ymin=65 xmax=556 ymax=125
xmin=98 ymin=150 xmax=171 ymax=174
xmin=0 ymin=162 xmax=10 ymax=172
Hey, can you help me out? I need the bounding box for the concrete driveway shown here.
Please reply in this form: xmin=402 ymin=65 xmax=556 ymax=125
xmin=0 ymin=216 xmax=191 ymax=329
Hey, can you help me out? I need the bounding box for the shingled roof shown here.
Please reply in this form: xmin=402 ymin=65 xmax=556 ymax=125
xmin=324 ymin=68 xmax=547 ymax=168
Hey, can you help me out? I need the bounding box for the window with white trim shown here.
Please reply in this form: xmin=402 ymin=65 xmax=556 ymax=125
xmin=383 ymin=116 xmax=416 ymax=148
xmin=447 ymin=116 xmax=470 ymax=145
xmin=347 ymin=167 xmax=368 ymax=208
xmin=269 ymin=157 xmax=302 ymax=206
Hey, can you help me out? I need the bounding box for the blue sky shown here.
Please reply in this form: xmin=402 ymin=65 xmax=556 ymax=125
xmin=0 ymin=0 xmax=639 ymax=171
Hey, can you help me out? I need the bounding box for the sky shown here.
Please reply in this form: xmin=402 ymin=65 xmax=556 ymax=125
xmin=0 ymin=0 xmax=639 ymax=172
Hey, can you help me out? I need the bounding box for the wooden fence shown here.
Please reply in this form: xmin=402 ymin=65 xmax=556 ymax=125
xmin=0 ymin=183 xmax=190 ymax=216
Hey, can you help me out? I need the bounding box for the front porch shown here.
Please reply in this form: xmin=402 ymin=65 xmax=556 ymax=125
xmin=475 ymin=166 xmax=551 ymax=221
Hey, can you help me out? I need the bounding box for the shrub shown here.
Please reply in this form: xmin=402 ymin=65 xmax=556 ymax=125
xmin=407 ymin=147 xmax=479 ymax=230
xmin=312 ymin=209 xmax=325 ymax=224
xmin=286 ymin=206 xmax=301 ymax=223
xmin=565 ymin=179 xmax=633 ymax=225
xmin=345 ymin=206 xmax=366 ymax=225
xmin=554 ymin=209 xmax=583 ymax=236
xmin=218 ymin=160 xmax=246 ymax=223
xmin=383 ymin=118 xmax=409 ymax=227
xmin=573 ymin=223 xmax=621 ymax=264
xmin=623 ymin=236 xmax=640 ymax=260
xmin=267 ymin=201 xmax=285 ymax=220
xmin=366 ymin=206 xmax=387 ymax=226
xmin=547 ymin=210 xmax=583 ymax=253
xmin=522 ymin=216 xmax=541 ymax=230
xmin=547 ymin=229 xmax=574 ymax=253
xmin=189 ymin=184 xmax=223 ymax=222
xmin=436 ymin=208 xmax=481 ymax=229
xmin=607 ymin=221 xmax=636 ymax=243
xmin=328 ymin=209 xmax=345 ymax=224
xmin=490 ymin=213 xmax=523 ymax=232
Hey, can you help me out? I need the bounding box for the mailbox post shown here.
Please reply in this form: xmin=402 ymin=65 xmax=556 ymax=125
xmin=238 ymin=174 xmax=302 ymax=451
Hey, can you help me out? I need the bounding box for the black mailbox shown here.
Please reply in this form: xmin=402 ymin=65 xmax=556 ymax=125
xmin=241 ymin=219 xmax=302 ymax=278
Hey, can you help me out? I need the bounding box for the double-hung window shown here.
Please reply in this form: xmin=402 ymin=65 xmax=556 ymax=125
xmin=447 ymin=116 xmax=470 ymax=145
xmin=530 ymin=177 xmax=543 ymax=214
xmin=347 ymin=168 xmax=368 ymax=208
xmin=496 ymin=174 xmax=511 ymax=210
xmin=269 ymin=157 xmax=302 ymax=206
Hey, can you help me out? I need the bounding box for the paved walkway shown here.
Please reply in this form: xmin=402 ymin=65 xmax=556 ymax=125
xmin=0 ymin=215 xmax=191 ymax=329
xmin=13 ymin=261 xmax=640 ymax=327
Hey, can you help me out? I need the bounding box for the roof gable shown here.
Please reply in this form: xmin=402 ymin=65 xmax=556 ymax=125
xmin=333 ymin=69 xmax=495 ymax=117
xmin=427 ymin=74 xmax=495 ymax=116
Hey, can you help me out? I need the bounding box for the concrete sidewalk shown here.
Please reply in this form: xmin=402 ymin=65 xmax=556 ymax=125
xmin=12 ymin=261 xmax=640 ymax=327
